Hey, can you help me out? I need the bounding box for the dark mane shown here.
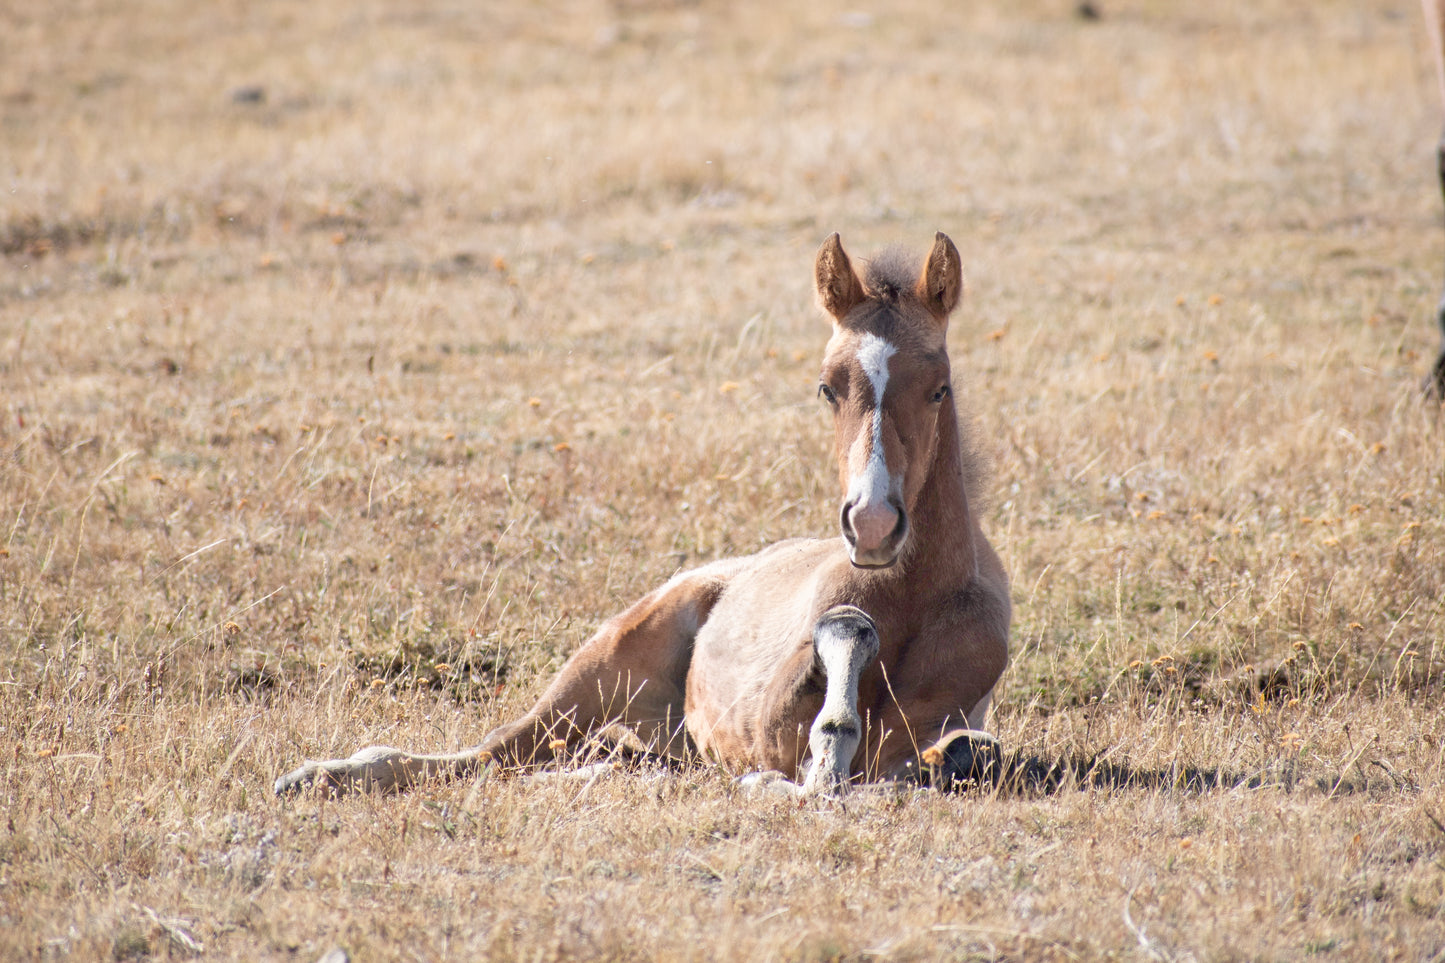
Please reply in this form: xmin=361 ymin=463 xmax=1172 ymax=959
xmin=955 ymin=398 xmax=990 ymax=518
xmin=861 ymin=246 xmax=920 ymax=301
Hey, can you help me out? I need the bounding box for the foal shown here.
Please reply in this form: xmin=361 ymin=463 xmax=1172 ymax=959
xmin=275 ymin=232 xmax=1011 ymax=797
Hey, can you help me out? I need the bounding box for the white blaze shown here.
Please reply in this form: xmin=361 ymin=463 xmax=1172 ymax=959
xmin=849 ymin=334 xmax=898 ymax=507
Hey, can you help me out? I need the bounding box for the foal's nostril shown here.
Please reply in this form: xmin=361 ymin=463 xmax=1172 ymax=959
xmin=890 ymin=505 xmax=908 ymax=540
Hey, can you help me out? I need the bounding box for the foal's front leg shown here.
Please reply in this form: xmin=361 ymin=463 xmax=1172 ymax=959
xmin=275 ymin=560 xmax=746 ymax=796
xmin=739 ymin=606 xmax=880 ymax=798
xmin=800 ymin=607 xmax=879 ymax=795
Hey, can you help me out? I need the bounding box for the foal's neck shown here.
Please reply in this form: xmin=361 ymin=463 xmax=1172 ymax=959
xmin=897 ymin=400 xmax=977 ymax=586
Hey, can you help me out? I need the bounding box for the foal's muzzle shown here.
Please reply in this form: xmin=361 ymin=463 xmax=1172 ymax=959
xmin=841 ymin=497 xmax=909 ymax=568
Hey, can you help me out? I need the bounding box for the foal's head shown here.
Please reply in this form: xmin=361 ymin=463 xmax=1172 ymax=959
xmin=814 ymin=233 xmax=964 ymax=568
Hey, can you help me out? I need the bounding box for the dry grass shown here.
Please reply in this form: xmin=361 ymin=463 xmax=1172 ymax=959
xmin=3 ymin=0 xmax=1445 ymax=958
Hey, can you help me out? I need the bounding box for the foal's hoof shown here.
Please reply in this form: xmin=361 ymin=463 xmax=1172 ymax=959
xmin=274 ymin=761 xmax=351 ymax=797
xmin=275 ymin=762 xmax=331 ymax=797
xmin=924 ymin=730 xmax=1002 ymax=791
xmin=814 ymin=605 xmax=879 ymax=646
xmin=273 ymin=746 xmax=405 ymax=797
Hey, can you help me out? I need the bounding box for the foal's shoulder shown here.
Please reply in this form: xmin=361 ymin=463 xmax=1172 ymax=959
xmin=941 ymin=570 xmax=1012 ymax=638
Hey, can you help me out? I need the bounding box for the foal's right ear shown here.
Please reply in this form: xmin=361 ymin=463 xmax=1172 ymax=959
xmin=916 ymin=232 xmax=963 ymax=320
xmin=815 ymin=233 xmax=867 ymax=323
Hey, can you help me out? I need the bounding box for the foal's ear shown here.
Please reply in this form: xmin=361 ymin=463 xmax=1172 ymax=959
xmin=815 ymin=233 xmax=867 ymax=322
xmin=916 ymin=232 xmax=964 ymax=320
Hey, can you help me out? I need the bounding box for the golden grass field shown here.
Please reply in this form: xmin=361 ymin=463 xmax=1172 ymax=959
xmin=4 ymin=0 xmax=1445 ymax=958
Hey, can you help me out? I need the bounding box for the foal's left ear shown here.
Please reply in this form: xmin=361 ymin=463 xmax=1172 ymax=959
xmin=916 ymin=232 xmax=964 ymax=321
xmin=815 ymin=233 xmax=867 ymax=323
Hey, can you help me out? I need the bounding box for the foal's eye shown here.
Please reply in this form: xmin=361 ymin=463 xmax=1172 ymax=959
xmin=817 ymin=383 xmax=838 ymax=406
xmin=931 ymin=384 xmax=951 ymax=404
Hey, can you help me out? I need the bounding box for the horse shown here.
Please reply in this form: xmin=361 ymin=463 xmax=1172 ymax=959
xmin=274 ymin=232 xmax=1011 ymax=798
xmin=1422 ymin=0 xmax=1445 ymax=397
